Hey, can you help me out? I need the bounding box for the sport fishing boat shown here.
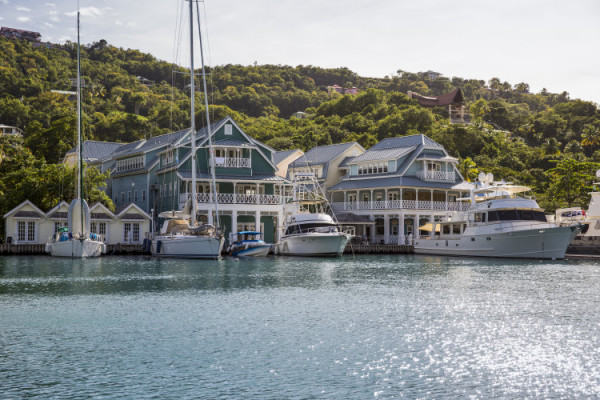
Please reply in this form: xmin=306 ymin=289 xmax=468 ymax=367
xmin=278 ymin=173 xmax=352 ymax=257
xmin=227 ymin=231 xmax=272 ymax=257
xmin=150 ymin=0 xmax=224 ymax=259
xmin=414 ymin=175 xmax=579 ymax=259
xmin=46 ymin=9 xmax=106 ymax=258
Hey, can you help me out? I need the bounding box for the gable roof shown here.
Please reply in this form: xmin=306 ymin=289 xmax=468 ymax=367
xmin=290 ymin=142 xmax=360 ymax=167
xmin=409 ymin=88 xmax=464 ymax=107
xmin=115 ymin=203 xmax=151 ymax=220
xmin=66 ymin=141 xmax=124 ymax=163
xmin=273 ymin=149 xmax=303 ymax=165
xmin=371 ymin=134 xmax=443 ymax=150
xmin=348 ymin=146 xmax=416 ymax=164
xmin=178 ymin=116 xmax=277 ymax=171
xmin=113 ymin=129 xmax=191 ymax=159
xmin=3 ymin=200 xmax=45 ymax=219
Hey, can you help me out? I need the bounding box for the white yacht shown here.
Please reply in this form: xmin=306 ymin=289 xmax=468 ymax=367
xmin=46 ymin=10 xmax=106 ymax=258
xmin=278 ymin=173 xmax=352 ymax=257
xmin=150 ymin=0 xmax=224 ymax=259
xmin=414 ymin=174 xmax=579 ymax=259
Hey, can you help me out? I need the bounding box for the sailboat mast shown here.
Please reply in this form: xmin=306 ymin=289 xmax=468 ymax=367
xmin=76 ymin=9 xmax=84 ymax=235
xmin=189 ymin=0 xmax=197 ymax=228
xmin=195 ymin=0 xmax=220 ymax=228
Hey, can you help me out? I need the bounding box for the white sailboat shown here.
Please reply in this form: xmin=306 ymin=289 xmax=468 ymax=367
xmin=278 ymin=173 xmax=352 ymax=257
xmin=413 ymin=173 xmax=579 ymax=259
xmin=150 ymin=0 xmax=224 ymax=259
xmin=45 ymin=9 xmax=106 ymax=258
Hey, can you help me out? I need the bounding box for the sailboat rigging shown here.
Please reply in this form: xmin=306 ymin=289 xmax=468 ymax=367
xmin=45 ymin=7 xmax=106 ymax=258
xmin=150 ymin=0 xmax=224 ymax=259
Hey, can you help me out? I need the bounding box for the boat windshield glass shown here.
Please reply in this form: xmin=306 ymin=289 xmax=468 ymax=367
xmin=285 ymin=222 xmax=338 ymax=235
xmin=487 ymin=209 xmax=547 ymax=222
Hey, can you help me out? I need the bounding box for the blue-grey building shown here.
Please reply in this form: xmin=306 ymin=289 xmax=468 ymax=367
xmin=329 ymin=134 xmax=473 ymax=244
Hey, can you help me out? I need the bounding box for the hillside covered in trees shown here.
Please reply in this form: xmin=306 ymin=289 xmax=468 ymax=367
xmin=1 ymin=36 xmax=600 ymax=225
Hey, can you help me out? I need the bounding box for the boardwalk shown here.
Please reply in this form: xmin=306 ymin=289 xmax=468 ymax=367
xmin=344 ymin=243 xmax=413 ymax=254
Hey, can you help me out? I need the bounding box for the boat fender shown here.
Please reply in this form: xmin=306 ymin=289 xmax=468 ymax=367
xmin=156 ymin=240 xmax=162 ymax=254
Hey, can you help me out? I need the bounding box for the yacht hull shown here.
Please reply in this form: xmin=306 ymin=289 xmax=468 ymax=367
xmin=46 ymin=239 xmax=106 ymax=258
xmin=278 ymin=233 xmax=351 ymax=257
xmin=414 ymin=225 xmax=579 ymax=259
xmin=230 ymin=244 xmax=271 ymax=257
xmin=151 ymin=235 xmax=224 ymax=259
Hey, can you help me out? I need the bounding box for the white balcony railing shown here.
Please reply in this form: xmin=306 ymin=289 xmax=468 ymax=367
xmin=179 ymin=192 xmax=288 ymax=206
xmin=330 ymin=200 xmax=470 ymax=212
xmin=210 ymin=157 xmax=251 ymax=168
xmin=416 ymin=170 xmax=455 ymax=181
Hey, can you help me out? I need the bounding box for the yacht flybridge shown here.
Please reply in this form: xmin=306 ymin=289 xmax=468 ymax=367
xmin=414 ymin=174 xmax=579 ymax=259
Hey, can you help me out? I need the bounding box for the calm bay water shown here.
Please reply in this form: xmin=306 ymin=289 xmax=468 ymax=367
xmin=1 ymin=254 xmax=600 ymax=399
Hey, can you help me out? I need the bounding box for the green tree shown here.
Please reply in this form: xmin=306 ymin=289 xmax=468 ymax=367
xmin=457 ymin=157 xmax=478 ymax=182
xmin=546 ymin=158 xmax=600 ymax=208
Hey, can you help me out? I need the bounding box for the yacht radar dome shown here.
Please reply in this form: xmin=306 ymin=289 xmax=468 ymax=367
xmin=486 ymin=173 xmax=494 ymax=183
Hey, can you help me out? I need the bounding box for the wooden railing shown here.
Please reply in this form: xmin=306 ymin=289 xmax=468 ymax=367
xmin=180 ymin=193 xmax=288 ymax=205
xmin=330 ymin=200 xmax=470 ymax=212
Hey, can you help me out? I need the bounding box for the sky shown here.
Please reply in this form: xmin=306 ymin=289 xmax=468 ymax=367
xmin=1 ymin=0 xmax=600 ymax=104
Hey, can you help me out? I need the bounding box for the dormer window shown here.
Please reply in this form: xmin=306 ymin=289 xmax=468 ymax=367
xmin=117 ymin=155 xmax=144 ymax=172
xmin=357 ymin=162 xmax=388 ymax=175
xmin=162 ymin=149 xmax=176 ymax=166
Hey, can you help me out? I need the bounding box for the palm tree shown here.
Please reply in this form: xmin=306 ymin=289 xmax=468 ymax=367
xmin=458 ymin=157 xmax=478 ymax=182
xmin=581 ymin=124 xmax=600 ymax=148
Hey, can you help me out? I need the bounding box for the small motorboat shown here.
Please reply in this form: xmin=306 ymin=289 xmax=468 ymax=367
xmin=227 ymin=231 xmax=272 ymax=257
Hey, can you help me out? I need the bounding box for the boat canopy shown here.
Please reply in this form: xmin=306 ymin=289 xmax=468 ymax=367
xmin=474 ymin=185 xmax=531 ymax=195
xmin=418 ymin=223 xmax=441 ymax=232
xmin=237 ymin=231 xmax=262 ymax=236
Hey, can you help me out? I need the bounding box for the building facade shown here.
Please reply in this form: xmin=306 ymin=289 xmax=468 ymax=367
xmin=329 ymin=134 xmax=473 ymax=245
xmin=3 ymin=200 xmax=151 ymax=245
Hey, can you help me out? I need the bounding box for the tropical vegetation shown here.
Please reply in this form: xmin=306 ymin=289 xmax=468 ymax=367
xmin=1 ymin=36 xmax=600 ymax=238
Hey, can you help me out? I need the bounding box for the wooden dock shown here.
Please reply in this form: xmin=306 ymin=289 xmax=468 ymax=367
xmin=0 ymin=243 xmax=46 ymax=255
xmin=344 ymin=243 xmax=413 ymax=254
xmin=0 ymin=243 xmax=149 ymax=255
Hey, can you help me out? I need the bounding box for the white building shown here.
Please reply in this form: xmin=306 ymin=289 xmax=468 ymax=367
xmin=3 ymin=200 xmax=151 ymax=245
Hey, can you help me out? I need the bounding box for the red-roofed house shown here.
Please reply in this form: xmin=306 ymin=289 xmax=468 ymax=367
xmin=408 ymin=88 xmax=470 ymax=124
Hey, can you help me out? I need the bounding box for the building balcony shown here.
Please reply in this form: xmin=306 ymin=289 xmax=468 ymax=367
xmin=416 ymin=170 xmax=455 ymax=181
xmin=330 ymin=200 xmax=470 ymax=212
xmin=210 ymin=157 xmax=251 ymax=168
xmin=179 ymin=192 xmax=289 ymax=208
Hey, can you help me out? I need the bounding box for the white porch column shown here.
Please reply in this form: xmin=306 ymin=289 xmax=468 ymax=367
xmin=445 ymin=191 xmax=448 ymax=210
xmin=383 ymin=214 xmax=390 ymax=244
xmin=277 ymin=210 xmax=283 ymax=243
xmin=370 ymin=218 xmax=376 ymax=244
xmin=415 ymin=214 xmax=420 ymax=240
xmin=385 ymin=189 xmax=388 ymax=208
xmin=399 ymin=188 xmax=403 ymax=209
xmin=398 ymin=215 xmax=405 ymax=245
xmin=256 ymin=183 xmax=260 ymax=205
xmin=416 ymin=189 xmax=419 ymax=209
xmin=233 ymin=183 xmax=237 ymax=203
xmin=370 ymin=189 xmax=374 ymax=209
xmin=232 ymin=210 xmax=238 ymax=236
xmin=430 ymin=189 xmax=434 ymax=210
xmin=255 ymin=210 xmax=261 ymax=232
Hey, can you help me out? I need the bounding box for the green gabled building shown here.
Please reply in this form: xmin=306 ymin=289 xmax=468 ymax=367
xmin=154 ymin=116 xmax=287 ymax=244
